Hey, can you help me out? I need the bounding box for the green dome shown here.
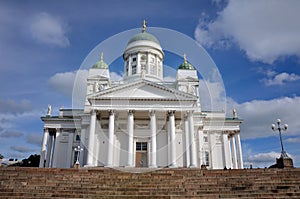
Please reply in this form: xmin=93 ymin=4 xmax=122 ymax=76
xmin=178 ymin=58 xmax=195 ymax=70
xmin=92 ymin=53 xmax=108 ymax=69
xmin=128 ymin=32 xmax=160 ymax=45
xmin=178 ymin=62 xmax=194 ymax=70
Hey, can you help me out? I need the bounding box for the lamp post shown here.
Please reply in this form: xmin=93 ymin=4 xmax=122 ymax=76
xmin=271 ymin=119 xmax=288 ymax=158
xmin=74 ymin=145 xmax=83 ymax=166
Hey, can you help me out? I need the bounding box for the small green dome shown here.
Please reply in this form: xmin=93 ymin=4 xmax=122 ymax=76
xmin=178 ymin=54 xmax=194 ymax=70
xmin=92 ymin=53 xmax=108 ymax=69
xmin=128 ymin=32 xmax=160 ymax=45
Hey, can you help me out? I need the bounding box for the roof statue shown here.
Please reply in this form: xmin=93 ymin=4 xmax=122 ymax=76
xmin=46 ymin=105 xmax=51 ymax=117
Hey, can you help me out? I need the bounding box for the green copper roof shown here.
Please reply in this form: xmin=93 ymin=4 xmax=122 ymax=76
xmin=128 ymin=32 xmax=160 ymax=45
xmin=178 ymin=55 xmax=195 ymax=70
xmin=92 ymin=53 xmax=108 ymax=69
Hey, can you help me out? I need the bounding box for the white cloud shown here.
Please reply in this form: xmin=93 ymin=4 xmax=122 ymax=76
xmin=195 ymin=0 xmax=300 ymax=64
xmin=244 ymin=151 xmax=281 ymax=168
xmin=27 ymin=133 xmax=42 ymax=146
xmin=11 ymin=146 xmax=34 ymax=153
xmin=0 ymin=99 xmax=32 ymax=114
xmin=200 ymin=80 xmax=226 ymax=111
xmin=285 ymin=137 xmax=300 ymax=143
xmin=29 ymin=12 xmax=70 ymax=47
xmin=48 ymin=70 xmax=88 ymax=97
xmin=0 ymin=131 xmax=23 ymax=138
xmin=110 ymin=72 xmax=123 ymax=81
xmin=262 ymin=72 xmax=300 ymax=86
xmin=227 ymin=96 xmax=300 ymax=139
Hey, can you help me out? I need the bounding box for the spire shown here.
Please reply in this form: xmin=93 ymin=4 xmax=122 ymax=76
xmin=142 ymin=20 xmax=147 ymax=33
xmin=100 ymin=52 xmax=104 ymax=61
xmin=183 ymin=53 xmax=187 ymax=64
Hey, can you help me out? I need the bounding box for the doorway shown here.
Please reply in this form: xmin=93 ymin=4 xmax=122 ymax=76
xmin=135 ymin=142 xmax=148 ymax=167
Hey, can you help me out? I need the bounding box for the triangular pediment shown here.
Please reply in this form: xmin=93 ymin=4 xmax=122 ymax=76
xmin=88 ymin=79 xmax=197 ymax=101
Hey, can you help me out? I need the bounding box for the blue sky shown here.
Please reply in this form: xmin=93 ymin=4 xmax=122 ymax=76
xmin=0 ymin=0 xmax=300 ymax=168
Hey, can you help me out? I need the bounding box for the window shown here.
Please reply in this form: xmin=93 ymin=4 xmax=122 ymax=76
xmin=132 ymin=57 xmax=137 ymax=62
xmin=204 ymin=151 xmax=210 ymax=166
xmin=203 ymin=136 xmax=208 ymax=142
xmin=132 ymin=64 xmax=137 ymax=74
xmin=75 ymin=134 xmax=80 ymax=141
xmin=136 ymin=142 xmax=147 ymax=151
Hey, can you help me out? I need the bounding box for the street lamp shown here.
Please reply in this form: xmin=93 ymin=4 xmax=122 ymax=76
xmin=271 ymin=119 xmax=288 ymax=158
xmin=74 ymin=145 xmax=83 ymax=165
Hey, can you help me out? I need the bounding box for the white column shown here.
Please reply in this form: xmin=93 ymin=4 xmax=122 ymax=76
xmin=228 ymin=137 xmax=233 ymax=169
xmin=222 ymin=133 xmax=231 ymax=169
xmin=45 ymin=133 xmax=53 ymax=168
xmin=39 ymin=128 xmax=49 ymax=168
xmin=188 ymin=111 xmax=197 ymax=167
xmin=235 ymin=132 xmax=244 ymax=169
xmin=79 ymin=128 xmax=86 ymax=165
xmin=230 ymin=134 xmax=238 ymax=169
xmin=66 ymin=131 xmax=74 ymax=167
xmin=50 ymin=135 xmax=55 ymax=167
xmin=149 ymin=110 xmax=157 ymax=168
xmin=168 ymin=111 xmax=177 ymax=168
xmin=184 ymin=116 xmax=190 ymax=167
xmin=52 ymin=128 xmax=61 ymax=168
xmin=86 ymin=110 xmax=96 ymax=166
xmin=107 ymin=110 xmax=114 ymax=167
xmin=127 ymin=110 xmax=134 ymax=167
xmin=198 ymin=128 xmax=204 ymax=167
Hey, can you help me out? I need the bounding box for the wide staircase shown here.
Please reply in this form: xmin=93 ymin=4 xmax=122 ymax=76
xmin=0 ymin=167 xmax=300 ymax=198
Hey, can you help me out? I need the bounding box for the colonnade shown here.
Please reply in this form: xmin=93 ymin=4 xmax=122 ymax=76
xmin=85 ymin=109 xmax=198 ymax=168
xmin=227 ymin=132 xmax=243 ymax=169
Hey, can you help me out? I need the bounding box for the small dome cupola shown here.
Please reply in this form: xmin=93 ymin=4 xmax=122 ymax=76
xmin=92 ymin=52 xmax=109 ymax=69
xmin=178 ymin=54 xmax=195 ymax=70
xmin=123 ymin=20 xmax=164 ymax=82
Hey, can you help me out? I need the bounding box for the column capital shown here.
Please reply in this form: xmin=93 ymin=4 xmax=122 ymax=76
xmin=108 ymin=109 xmax=114 ymax=115
xmin=44 ymin=128 xmax=49 ymax=132
xmin=128 ymin=110 xmax=134 ymax=115
xmin=149 ymin=110 xmax=155 ymax=116
xmin=168 ymin=110 xmax=175 ymax=116
xmin=90 ymin=109 xmax=97 ymax=114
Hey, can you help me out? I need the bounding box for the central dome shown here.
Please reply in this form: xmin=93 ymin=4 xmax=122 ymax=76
xmin=127 ymin=32 xmax=160 ymax=45
xmin=123 ymin=20 xmax=164 ymax=82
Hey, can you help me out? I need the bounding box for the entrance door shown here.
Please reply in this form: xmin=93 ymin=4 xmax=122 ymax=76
xmin=135 ymin=142 xmax=148 ymax=167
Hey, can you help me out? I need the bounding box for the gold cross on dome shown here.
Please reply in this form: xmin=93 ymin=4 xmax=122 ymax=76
xmin=142 ymin=20 xmax=147 ymax=32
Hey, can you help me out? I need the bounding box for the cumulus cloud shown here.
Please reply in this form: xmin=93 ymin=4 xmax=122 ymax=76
xmin=0 ymin=131 xmax=23 ymax=138
xmin=244 ymin=151 xmax=281 ymax=168
xmin=11 ymin=146 xmax=34 ymax=153
xmin=0 ymin=99 xmax=32 ymax=114
xmin=29 ymin=12 xmax=70 ymax=47
xmin=285 ymin=137 xmax=300 ymax=143
xmin=200 ymin=80 xmax=226 ymax=111
xmin=27 ymin=133 xmax=42 ymax=146
xmin=262 ymin=72 xmax=300 ymax=86
xmin=48 ymin=69 xmax=88 ymax=97
xmin=227 ymin=96 xmax=300 ymax=139
xmin=195 ymin=0 xmax=300 ymax=63
xmin=110 ymin=72 xmax=123 ymax=81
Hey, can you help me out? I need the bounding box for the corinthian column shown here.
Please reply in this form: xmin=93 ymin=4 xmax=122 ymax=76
xmin=188 ymin=111 xmax=197 ymax=167
xmin=230 ymin=134 xmax=238 ymax=169
xmin=107 ymin=110 xmax=115 ymax=167
xmin=149 ymin=110 xmax=157 ymax=168
xmin=235 ymin=132 xmax=244 ymax=169
xmin=86 ymin=110 xmax=96 ymax=166
xmin=168 ymin=111 xmax=177 ymax=168
xmin=127 ymin=110 xmax=134 ymax=167
xmin=39 ymin=128 xmax=49 ymax=168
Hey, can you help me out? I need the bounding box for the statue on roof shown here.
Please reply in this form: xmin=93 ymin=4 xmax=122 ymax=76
xmin=142 ymin=20 xmax=147 ymax=32
xmin=46 ymin=105 xmax=51 ymax=116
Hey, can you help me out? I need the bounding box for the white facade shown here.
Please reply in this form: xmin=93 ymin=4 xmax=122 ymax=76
xmin=40 ymin=25 xmax=243 ymax=169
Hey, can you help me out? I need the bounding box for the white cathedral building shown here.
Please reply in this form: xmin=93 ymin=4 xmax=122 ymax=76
xmin=39 ymin=22 xmax=244 ymax=170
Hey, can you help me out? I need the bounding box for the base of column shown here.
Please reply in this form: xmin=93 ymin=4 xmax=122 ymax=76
xmin=168 ymin=164 xmax=177 ymax=168
xmin=149 ymin=165 xmax=157 ymax=168
xmin=105 ymin=165 xmax=113 ymax=168
xmin=189 ymin=164 xmax=197 ymax=168
xmin=84 ymin=164 xmax=96 ymax=167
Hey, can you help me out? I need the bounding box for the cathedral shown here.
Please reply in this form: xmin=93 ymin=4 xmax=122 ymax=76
xmin=39 ymin=22 xmax=244 ymax=169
